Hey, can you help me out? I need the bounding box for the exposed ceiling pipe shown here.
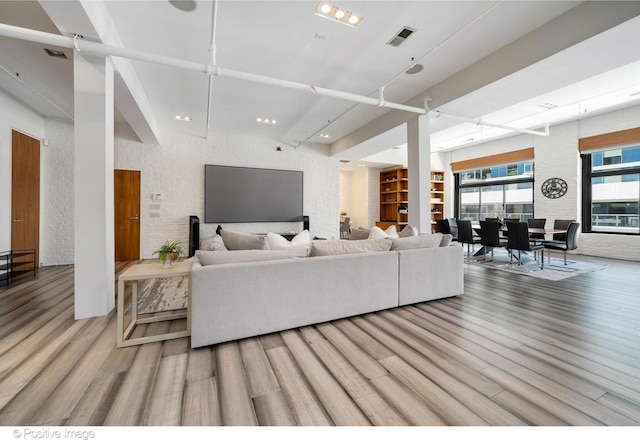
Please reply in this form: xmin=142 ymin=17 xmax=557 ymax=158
xmin=0 ymin=22 xmax=549 ymax=140
xmin=205 ymin=0 xmax=219 ymax=140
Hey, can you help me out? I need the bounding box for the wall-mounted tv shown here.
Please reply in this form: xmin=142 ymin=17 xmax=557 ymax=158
xmin=204 ymin=165 xmax=303 ymax=223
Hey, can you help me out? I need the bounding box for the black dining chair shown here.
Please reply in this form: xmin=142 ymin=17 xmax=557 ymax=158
xmin=456 ymin=219 xmax=481 ymax=261
xmin=479 ymin=220 xmax=507 ymax=262
xmin=447 ymin=218 xmax=459 ymax=241
xmin=507 ymin=221 xmax=544 ymax=269
xmin=543 ymin=221 xmax=580 ymax=265
xmin=435 ymin=219 xmax=451 ymax=235
xmin=527 ymin=218 xmax=547 ymax=245
xmin=552 ymin=219 xmax=574 ymax=242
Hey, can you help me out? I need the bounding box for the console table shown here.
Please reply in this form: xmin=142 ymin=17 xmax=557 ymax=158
xmin=0 ymin=249 xmax=36 ymax=287
xmin=117 ymin=260 xmax=192 ymax=347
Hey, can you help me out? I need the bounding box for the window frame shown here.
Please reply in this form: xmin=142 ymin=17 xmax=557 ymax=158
xmin=581 ymin=150 xmax=640 ymax=235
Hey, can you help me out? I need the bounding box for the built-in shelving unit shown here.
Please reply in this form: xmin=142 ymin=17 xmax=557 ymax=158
xmin=430 ymin=170 xmax=445 ymax=230
xmin=376 ymin=166 xmax=408 ymax=230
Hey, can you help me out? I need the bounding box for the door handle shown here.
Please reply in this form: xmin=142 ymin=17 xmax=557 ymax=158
xmin=129 ymin=215 xmax=140 ymax=220
xmin=12 ymin=219 xmax=24 ymax=223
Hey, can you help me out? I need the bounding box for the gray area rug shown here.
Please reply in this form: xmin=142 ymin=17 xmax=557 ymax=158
xmin=471 ymin=249 xmax=609 ymax=281
xmin=134 ymin=276 xmax=188 ymax=314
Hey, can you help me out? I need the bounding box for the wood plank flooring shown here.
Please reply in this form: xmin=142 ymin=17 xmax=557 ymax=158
xmin=1 ymin=254 xmax=639 ymax=426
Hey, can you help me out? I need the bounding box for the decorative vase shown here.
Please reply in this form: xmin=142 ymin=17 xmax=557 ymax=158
xmin=160 ymin=254 xmax=172 ymax=269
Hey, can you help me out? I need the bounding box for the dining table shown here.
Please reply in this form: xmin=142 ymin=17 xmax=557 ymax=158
xmin=470 ymin=224 xmax=567 ymax=257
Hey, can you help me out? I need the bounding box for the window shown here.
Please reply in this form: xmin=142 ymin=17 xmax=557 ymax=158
xmin=582 ymin=145 xmax=640 ymax=234
xmin=455 ymin=161 xmax=534 ymax=222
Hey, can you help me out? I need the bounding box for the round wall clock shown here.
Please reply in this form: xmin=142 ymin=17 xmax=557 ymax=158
xmin=541 ymin=177 xmax=568 ymax=199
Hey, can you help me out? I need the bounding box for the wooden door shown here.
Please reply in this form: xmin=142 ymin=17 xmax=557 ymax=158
xmin=11 ymin=130 xmax=40 ymax=271
xmin=114 ymin=169 xmax=141 ymax=261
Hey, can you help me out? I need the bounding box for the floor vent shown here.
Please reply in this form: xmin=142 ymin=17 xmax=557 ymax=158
xmin=387 ymin=27 xmax=416 ymax=47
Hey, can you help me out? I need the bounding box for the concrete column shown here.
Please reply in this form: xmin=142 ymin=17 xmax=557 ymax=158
xmin=406 ymin=115 xmax=431 ymax=233
xmin=74 ymin=53 xmax=115 ymax=319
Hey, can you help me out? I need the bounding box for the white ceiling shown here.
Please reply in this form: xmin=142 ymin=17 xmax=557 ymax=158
xmin=2 ymin=1 xmax=640 ymax=169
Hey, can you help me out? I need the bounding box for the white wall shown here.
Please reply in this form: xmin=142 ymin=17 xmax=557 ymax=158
xmin=449 ymin=104 xmax=640 ymax=261
xmin=0 ymin=91 xmax=44 ymax=255
xmin=33 ymin=120 xmax=340 ymax=263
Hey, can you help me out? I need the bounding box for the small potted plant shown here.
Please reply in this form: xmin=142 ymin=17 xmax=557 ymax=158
xmin=153 ymin=240 xmax=183 ymax=268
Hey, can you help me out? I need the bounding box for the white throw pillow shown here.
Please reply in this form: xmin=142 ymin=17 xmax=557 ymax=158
xmin=368 ymin=225 xmax=399 ymax=239
xmin=398 ymin=224 xmax=419 ymax=237
xmin=389 ymin=233 xmax=444 ymax=250
xmin=199 ymin=234 xmax=228 ymax=251
xmin=266 ymin=230 xmax=311 ymax=252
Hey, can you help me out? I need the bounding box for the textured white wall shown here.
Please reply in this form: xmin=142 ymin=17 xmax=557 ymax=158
xmin=114 ymin=127 xmax=340 ymax=257
xmin=0 ymin=92 xmax=45 ymax=255
xmin=448 ymin=104 xmax=640 ymax=261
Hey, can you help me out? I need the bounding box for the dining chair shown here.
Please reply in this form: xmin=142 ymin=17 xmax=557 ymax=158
xmin=507 ymin=221 xmax=544 ymax=269
xmin=479 ymin=220 xmax=507 ymax=262
xmin=456 ymin=219 xmax=481 ymax=261
xmin=340 ymin=217 xmax=351 ymax=239
xmin=435 ymin=219 xmax=451 ymax=235
xmin=527 ymin=218 xmax=547 ymax=244
xmin=447 ymin=218 xmax=459 ymax=241
xmin=543 ymin=221 xmax=580 ymax=265
xmin=552 ymin=219 xmax=574 ymax=241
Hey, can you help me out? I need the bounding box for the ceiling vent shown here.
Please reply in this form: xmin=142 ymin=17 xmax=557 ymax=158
xmin=340 ymin=160 xmax=350 ymax=163
xmin=387 ymin=27 xmax=416 ymax=47
xmin=43 ymin=48 xmax=67 ymax=59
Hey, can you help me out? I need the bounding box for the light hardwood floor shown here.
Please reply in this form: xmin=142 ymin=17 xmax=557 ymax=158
xmin=1 ymin=253 xmax=639 ymax=426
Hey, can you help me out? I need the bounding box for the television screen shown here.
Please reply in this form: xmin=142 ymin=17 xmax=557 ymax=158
xmin=204 ymin=165 xmax=303 ymax=223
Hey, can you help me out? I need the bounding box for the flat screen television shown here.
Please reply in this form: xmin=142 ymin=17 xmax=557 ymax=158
xmin=204 ymin=165 xmax=303 ymax=223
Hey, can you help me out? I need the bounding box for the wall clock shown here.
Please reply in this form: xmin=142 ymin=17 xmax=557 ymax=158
xmin=541 ymin=177 xmax=568 ymax=199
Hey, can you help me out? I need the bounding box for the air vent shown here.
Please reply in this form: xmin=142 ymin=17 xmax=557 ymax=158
xmin=43 ymin=48 xmax=67 ymax=59
xmin=340 ymin=160 xmax=350 ymax=163
xmin=387 ymin=27 xmax=416 ymax=47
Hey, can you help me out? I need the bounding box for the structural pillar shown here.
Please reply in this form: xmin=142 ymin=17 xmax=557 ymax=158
xmin=74 ymin=53 xmax=115 ymax=319
xmin=406 ymin=115 xmax=431 ymax=233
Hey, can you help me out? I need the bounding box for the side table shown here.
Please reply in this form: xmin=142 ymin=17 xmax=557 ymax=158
xmin=117 ymin=260 xmax=192 ymax=348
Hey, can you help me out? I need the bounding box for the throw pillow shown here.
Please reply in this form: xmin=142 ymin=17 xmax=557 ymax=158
xmin=266 ymin=230 xmax=311 ymax=252
xmin=398 ymin=224 xmax=419 ymax=237
xmin=196 ymin=247 xmax=307 ymax=266
xmin=440 ymin=234 xmax=453 ymax=247
xmin=349 ymin=227 xmax=370 ymax=240
xmin=220 ymin=229 xmax=268 ymax=250
xmin=199 ymin=234 xmax=228 ymax=251
xmin=309 ymin=238 xmax=392 ymax=257
xmin=389 ymin=233 xmax=444 ymax=250
xmin=368 ymin=225 xmax=399 ymax=239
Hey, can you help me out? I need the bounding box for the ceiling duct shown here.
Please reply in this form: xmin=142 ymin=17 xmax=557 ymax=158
xmin=387 ymin=27 xmax=416 ymax=47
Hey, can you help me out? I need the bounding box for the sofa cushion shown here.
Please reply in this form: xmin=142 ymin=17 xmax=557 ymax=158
xmin=196 ymin=247 xmax=307 ymax=266
xmin=266 ymin=230 xmax=311 ymax=252
xmin=368 ymin=225 xmax=399 ymax=239
xmin=389 ymin=233 xmax=445 ymax=250
xmin=440 ymin=233 xmax=453 ymax=247
xmin=398 ymin=224 xmax=419 ymax=237
xmin=220 ymin=229 xmax=268 ymax=250
xmin=310 ymin=238 xmax=392 ymax=256
xmin=199 ymin=234 xmax=228 ymax=251
xmin=349 ymin=227 xmax=370 ymax=240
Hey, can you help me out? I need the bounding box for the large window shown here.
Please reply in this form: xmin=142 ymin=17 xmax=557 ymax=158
xmin=456 ymin=161 xmax=534 ymax=222
xmin=582 ymin=145 xmax=640 ymax=234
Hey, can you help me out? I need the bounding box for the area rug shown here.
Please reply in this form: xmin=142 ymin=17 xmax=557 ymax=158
xmin=472 ymin=249 xmax=610 ymax=281
xmin=132 ymin=276 xmax=188 ymax=314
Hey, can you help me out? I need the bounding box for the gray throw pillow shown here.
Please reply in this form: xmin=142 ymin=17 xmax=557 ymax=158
xmin=196 ymin=247 xmax=307 ymax=266
xmin=309 ymin=238 xmax=392 ymax=256
xmin=199 ymin=234 xmax=228 ymax=251
xmin=389 ymin=233 xmax=444 ymax=250
xmin=398 ymin=224 xmax=419 ymax=237
xmin=349 ymin=228 xmax=370 ymax=240
xmin=220 ymin=230 xmax=268 ymax=250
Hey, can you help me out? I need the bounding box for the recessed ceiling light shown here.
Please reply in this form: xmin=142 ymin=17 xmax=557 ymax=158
xmin=538 ymin=102 xmax=559 ymax=110
xmin=319 ymin=133 xmax=331 ymax=138
xmin=405 ymin=64 xmax=423 ymax=75
xmin=169 ymin=0 xmax=196 ymax=12
xmin=256 ymin=117 xmax=279 ymax=125
xmin=314 ymin=2 xmax=363 ymax=28
xmin=174 ymin=115 xmax=192 ymax=121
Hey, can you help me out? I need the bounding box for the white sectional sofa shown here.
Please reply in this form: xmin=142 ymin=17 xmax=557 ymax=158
xmin=190 ymin=231 xmax=464 ymax=348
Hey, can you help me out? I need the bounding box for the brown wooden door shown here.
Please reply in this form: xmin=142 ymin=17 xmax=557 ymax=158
xmin=114 ymin=169 xmax=141 ymax=261
xmin=11 ymin=130 xmax=40 ymax=271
